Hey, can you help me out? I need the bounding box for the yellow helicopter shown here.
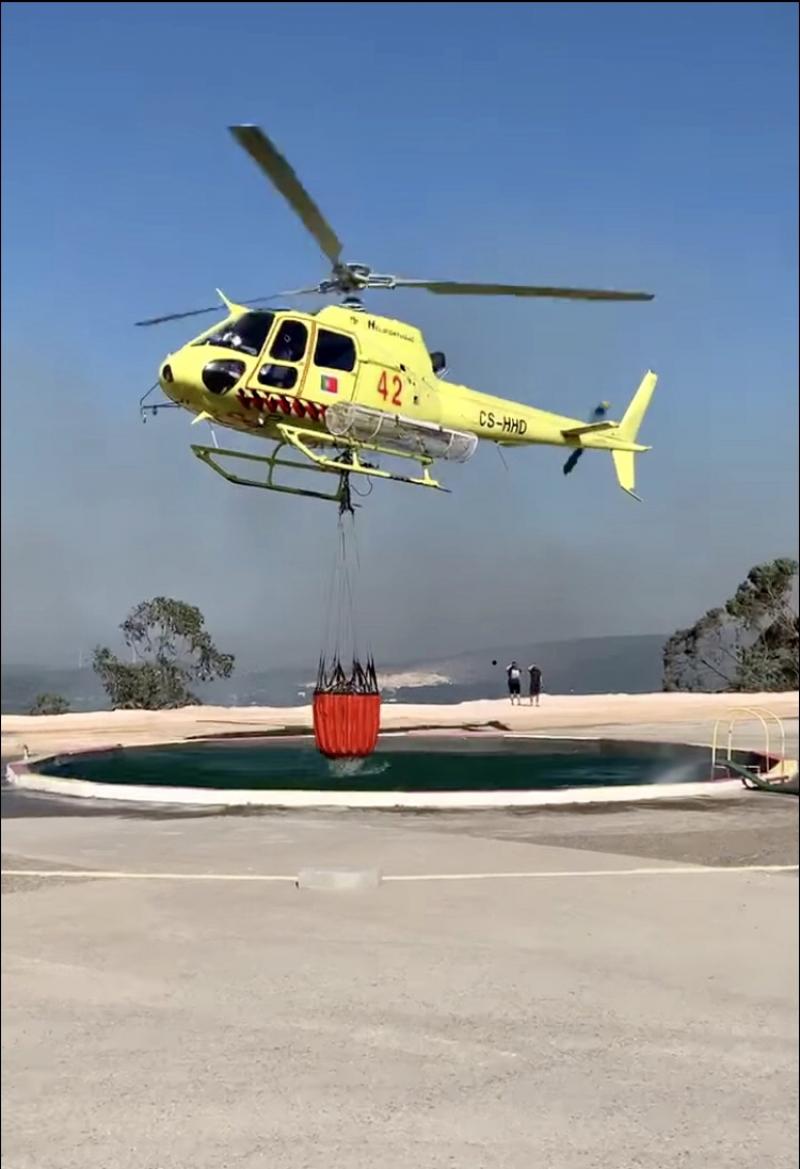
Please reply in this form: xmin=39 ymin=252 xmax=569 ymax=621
xmin=138 ymin=125 xmax=658 ymax=506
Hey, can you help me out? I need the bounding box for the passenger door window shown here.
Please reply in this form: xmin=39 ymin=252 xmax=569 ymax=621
xmin=314 ymin=329 xmax=356 ymax=372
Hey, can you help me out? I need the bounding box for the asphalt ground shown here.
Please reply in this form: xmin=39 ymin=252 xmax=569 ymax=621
xmin=3 ymin=753 xmax=797 ymax=1169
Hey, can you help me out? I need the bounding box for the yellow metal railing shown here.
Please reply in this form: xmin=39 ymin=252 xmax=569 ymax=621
xmin=710 ymin=706 xmax=786 ymax=777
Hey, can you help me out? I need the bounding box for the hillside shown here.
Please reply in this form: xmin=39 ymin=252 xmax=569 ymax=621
xmin=381 ymin=635 xmax=667 ymax=702
xmin=1 ymin=634 xmax=666 ymax=713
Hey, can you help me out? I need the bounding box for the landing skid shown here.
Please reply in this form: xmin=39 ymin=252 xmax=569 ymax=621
xmin=190 ymin=422 xmax=447 ymax=503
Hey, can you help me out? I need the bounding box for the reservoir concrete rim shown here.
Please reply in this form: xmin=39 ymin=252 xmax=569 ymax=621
xmin=5 ymin=734 xmax=753 ymax=809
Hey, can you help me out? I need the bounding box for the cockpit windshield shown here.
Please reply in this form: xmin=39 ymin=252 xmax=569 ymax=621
xmin=193 ymin=311 xmax=275 ymax=357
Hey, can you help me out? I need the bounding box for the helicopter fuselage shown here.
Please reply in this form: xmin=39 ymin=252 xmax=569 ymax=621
xmin=159 ymin=301 xmax=641 ymax=457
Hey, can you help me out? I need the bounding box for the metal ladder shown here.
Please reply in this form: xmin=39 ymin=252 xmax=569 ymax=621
xmin=710 ymin=707 xmax=798 ymax=793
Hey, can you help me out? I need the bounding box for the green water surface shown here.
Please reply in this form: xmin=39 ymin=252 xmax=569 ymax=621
xmin=39 ymin=737 xmax=717 ymax=792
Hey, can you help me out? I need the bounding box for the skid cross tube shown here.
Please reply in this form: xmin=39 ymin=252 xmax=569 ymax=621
xmin=276 ymin=423 xmax=446 ymax=491
xmin=190 ymin=443 xmax=347 ymax=503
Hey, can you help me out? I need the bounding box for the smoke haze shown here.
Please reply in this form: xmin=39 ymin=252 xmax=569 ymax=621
xmin=2 ymin=3 xmax=797 ymax=673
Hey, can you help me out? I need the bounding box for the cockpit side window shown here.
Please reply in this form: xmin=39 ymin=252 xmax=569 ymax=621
xmin=192 ymin=311 xmax=275 ymax=357
xmin=270 ymin=319 xmax=308 ymax=363
xmin=314 ymin=329 xmax=356 ymax=372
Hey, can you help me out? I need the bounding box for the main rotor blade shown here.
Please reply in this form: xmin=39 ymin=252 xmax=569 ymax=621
xmin=229 ymin=124 xmax=343 ymax=268
xmin=391 ymin=279 xmax=654 ymax=301
xmin=134 ymin=289 xmax=317 ymax=327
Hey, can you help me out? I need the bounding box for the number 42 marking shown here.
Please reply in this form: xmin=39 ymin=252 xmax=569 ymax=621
xmin=377 ymin=371 xmax=403 ymax=406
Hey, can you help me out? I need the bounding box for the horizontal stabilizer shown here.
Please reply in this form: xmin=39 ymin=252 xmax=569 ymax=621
xmin=561 ymin=420 xmax=616 ymax=438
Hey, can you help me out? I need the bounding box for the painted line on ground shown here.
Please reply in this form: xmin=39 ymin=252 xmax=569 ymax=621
xmin=386 ymin=864 xmax=799 ymax=880
xmin=2 ymin=864 xmax=797 ymax=882
xmin=1 ymin=870 xmax=295 ymax=882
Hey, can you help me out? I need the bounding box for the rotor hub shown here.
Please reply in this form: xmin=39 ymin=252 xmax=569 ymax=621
xmin=319 ymin=263 xmax=395 ymax=296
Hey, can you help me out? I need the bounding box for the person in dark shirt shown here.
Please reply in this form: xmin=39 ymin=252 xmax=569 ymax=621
xmin=528 ymin=663 xmax=543 ymax=706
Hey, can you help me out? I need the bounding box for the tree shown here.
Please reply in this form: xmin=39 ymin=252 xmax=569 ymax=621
xmin=663 ymin=558 xmax=798 ymax=693
xmin=92 ymin=597 xmax=235 ymax=710
xmin=28 ymin=693 xmax=70 ymax=716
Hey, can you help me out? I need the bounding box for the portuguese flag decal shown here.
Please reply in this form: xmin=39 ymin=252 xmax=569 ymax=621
xmin=320 ymin=374 xmax=339 ymax=394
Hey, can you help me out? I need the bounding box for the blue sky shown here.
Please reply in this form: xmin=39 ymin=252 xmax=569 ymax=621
xmin=1 ymin=1 xmax=797 ymax=668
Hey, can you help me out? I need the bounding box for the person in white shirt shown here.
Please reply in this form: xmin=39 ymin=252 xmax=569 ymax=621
xmin=506 ymin=661 xmax=522 ymax=705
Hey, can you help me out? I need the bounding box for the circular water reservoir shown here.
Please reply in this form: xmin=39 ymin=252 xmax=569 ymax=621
xmin=36 ymin=735 xmax=726 ymax=793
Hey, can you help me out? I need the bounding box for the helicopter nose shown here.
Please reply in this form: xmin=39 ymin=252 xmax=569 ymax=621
xmin=159 ymin=352 xmax=196 ymax=399
xmin=158 ymin=360 xmax=180 ymax=401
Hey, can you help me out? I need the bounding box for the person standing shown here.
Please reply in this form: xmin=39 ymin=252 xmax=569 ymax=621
xmin=506 ymin=661 xmax=522 ymax=705
xmin=528 ymin=663 xmax=543 ymax=706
